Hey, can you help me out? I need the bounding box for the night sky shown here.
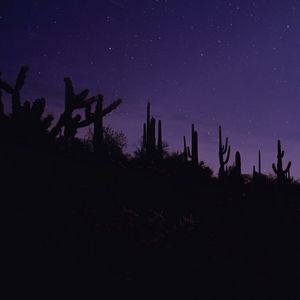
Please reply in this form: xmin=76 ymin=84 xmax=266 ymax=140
xmin=1 ymin=0 xmax=300 ymax=177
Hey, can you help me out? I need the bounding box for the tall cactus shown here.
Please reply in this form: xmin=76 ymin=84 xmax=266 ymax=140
xmin=235 ymin=151 xmax=241 ymax=176
xmin=183 ymin=124 xmax=198 ymax=166
xmin=62 ymin=77 xmax=96 ymax=139
xmin=272 ymin=140 xmax=291 ymax=183
xmin=51 ymin=78 xmax=122 ymax=148
xmin=93 ymin=96 xmax=122 ymax=154
xmin=191 ymin=124 xmax=199 ymax=167
xmin=141 ymin=102 xmax=164 ymax=161
xmin=157 ymin=120 xmax=163 ymax=159
xmin=183 ymin=136 xmax=188 ymax=162
xmin=218 ymin=125 xmax=230 ymax=179
xmin=253 ymin=150 xmax=262 ymax=176
xmin=0 ymin=66 xmax=29 ymax=115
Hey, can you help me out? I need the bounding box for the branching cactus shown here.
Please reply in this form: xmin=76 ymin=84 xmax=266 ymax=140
xmin=183 ymin=124 xmax=198 ymax=166
xmin=52 ymin=92 xmax=121 ymax=146
xmin=218 ymin=125 xmax=230 ymax=179
xmin=61 ymin=77 xmax=97 ymax=138
xmin=141 ymin=102 xmax=164 ymax=161
xmin=272 ymin=140 xmax=292 ymax=183
xmin=92 ymin=96 xmax=122 ymax=154
xmin=0 ymin=67 xmax=54 ymax=135
xmin=0 ymin=66 xmax=29 ymax=115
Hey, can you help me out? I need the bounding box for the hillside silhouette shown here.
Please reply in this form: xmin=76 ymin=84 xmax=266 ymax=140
xmin=2 ymin=66 xmax=300 ymax=299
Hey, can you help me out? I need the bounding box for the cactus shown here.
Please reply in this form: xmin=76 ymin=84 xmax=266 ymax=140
xmin=272 ymin=140 xmax=292 ymax=183
xmin=149 ymin=117 xmax=156 ymax=156
xmin=61 ymin=77 xmax=96 ymax=139
xmin=92 ymin=96 xmax=122 ymax=154
xmin=183 ymin=124 xmax=198 ymax=166
xmin=142 ymin=123 xmax=147 ymax=149
xmin=235 ymin=151 xmax=241 ymax=176
xmin=141 ymin=102 xmax=164 ymax=161
xmin=191 ymin=124 xmax=199 ymax=167
xmin=183 ymin=136 xmax=188 ymax=162
xmin=51 ymin=77 xmax=121 ymax=147
xmin=258 ymin=150 xmax=261 ymax=174
xmin=157 ymin=120 xmax=163 ymax=159
xmin=0 ymin=66 xmax=29 ymax=115
xmin=253 ymin=150 xmax=262 ymax=177
xmin=218 ymin=125 xmax=230 ymax=179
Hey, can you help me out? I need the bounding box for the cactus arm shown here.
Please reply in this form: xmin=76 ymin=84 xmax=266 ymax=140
xmin=187 ymin=146 xmax=191 ymax=158
xmin=15 ymin=66 xmax=29 ymax=91
xmin=74 ymin=89 xmax=89 ymax=108
xmin=101 ymin=98 xmax=122 ymax=116
xmin=222 ymin=137 xmax=228 ymax=154
xmin=224 ymin=145 xmax=230 ymax=164
xmin=77 ymin=116 xmax=94 ymax=128
xmin=85 ymin=95 xmax=99 ymax=105
xmin=218 ymin=126 xmax=222 ymax=147
xmin=272 ymin=163 xmax=278 ymax=174
xmin=64 ymin=77 xmax=74 ymax=96
xmin=0 ymin=79 xmax=14 ymax=94
xmin=284 ymin=161 xmax=291 ymax=173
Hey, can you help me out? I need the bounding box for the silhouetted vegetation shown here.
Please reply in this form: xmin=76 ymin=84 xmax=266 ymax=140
xmin=2 ymin=66 xmax=300 ymax=299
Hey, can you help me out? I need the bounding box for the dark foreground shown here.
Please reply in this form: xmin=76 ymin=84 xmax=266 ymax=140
xmin=2 ymin=147 xmax=300 ymax=300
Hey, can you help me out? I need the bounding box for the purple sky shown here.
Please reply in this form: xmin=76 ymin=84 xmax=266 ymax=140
xmin=1 ymin=0 xmax=300 ymax=177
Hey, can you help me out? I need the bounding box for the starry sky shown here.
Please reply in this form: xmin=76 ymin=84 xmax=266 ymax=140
xmin=1 ymin=0 xmax=300 ymax=177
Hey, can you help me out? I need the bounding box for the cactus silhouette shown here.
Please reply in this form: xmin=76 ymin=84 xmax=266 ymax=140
xmin=51 ymin=77 xmax=97 ymax=140
xmin=183 ymin=124 xmax=198 ymax=166
xmin=272 ymin=140 xmax=292 ymax=183
xmin=0 ymin=67 xmax=55 ymax=142
xmin=50 ymin=77 xmax=121 ymax=146
xmin=191 ymin=124 xmax=198 ymax=167
xmin=235 ymin=151 xmax=241 ymax=176
xmin=183 ymin=136 xmax=188 ymax=162
xmin=92 ymin=96 xmax=122 ymax=154
xmin=253 ymin=150 xmax=262 ymax=176
xmin=141 ymin=102 xmax=164 ymax=161
xmin=0 ymin=66 xmax=29 ymax=115
xmin=157 ymin=120 xmax=163 ymax=159
xmin=218 ymin=125 xmax=230 ymax=179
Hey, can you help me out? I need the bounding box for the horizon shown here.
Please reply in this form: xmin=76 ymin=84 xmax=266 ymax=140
xmin=1 ymin=0 xmax=300 ymax=177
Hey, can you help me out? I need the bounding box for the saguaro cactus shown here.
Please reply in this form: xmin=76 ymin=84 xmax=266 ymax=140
xmin=141 ymin=102 xmax=164 ymax=161
xmin=62 ymin=77 xmax=97 ymax=138
xmin=218 ymin=125 xmax=230 ymax=179
xmin=0 ymin=66 xmax=29 ymax=115
xmin=272 ymin=140 xmax=291 ymax=183
xmin=51 ymin=78 xmax=122 ymax=149
xmin=253 ymin=150 xmax=262 ymax=176
xmin=191 ymin=124 xmax=199 ymax=167
xmin=183 ymin=124 xmax=198 ymax=166
xmin=157 ymin=120 xmax=163 ymax=159
xmin=235 ymin=151 xmax=241 ymax=176
xmin=183 ymin=136 xmax=188 ymax=162
xmin=92 ymin=96 xmax=122 ymax=154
